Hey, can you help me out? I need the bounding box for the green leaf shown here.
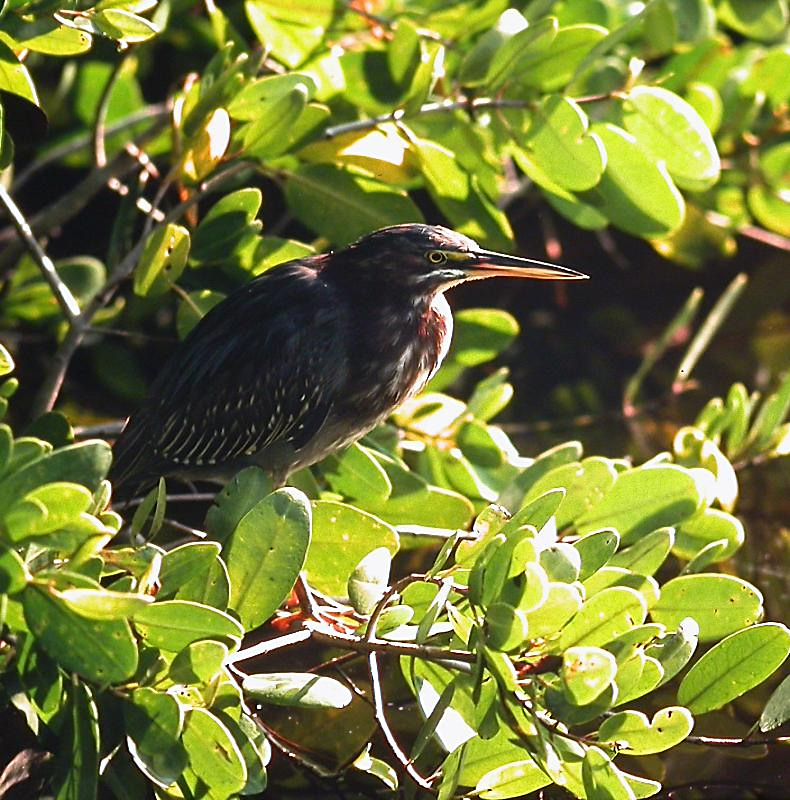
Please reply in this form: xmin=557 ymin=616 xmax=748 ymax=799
xmin=222 ymin=488 xmax=311 ymax=630
xmin=621 ymin=86 xmax=720 ymax=190
xmin=305 ymin=500 xmax=398 ymax=596
xmin=519 ymin=24 xmax=608 ymax=91
xmin=522 ymin=456 xmax=617 ymax=529
xmin=133 ymin=223 xmax=190 ymax=296
xmin=158 ymin=541 xmax=229 ymax=609
xmin=644 ymin=619 xmax=699 ymax=685
xmin=0 ymin=440 xmax=112 ymax=515
xmin=575 ymin=464 xmax=703 ymax=545
xmin=4 ymin=481 xmax=93 ymax=541
xmin=52 ymin=681 xmax=99 ymax=800
xmin=465 ymin=369 xmax=513 ymax=421
xmin=321 ymin=443 xmax=392 ymax=505
xmin=23 ymin=576 xmax=138 ymax=683
xmin=485 ymin=602 xmax=528 ymax=652
xmin=243 ymin=672 xmax=353 ymax=708
xmin=525 ymin=581 xmax=582 ymax=637
xmin=169 ymin=640 xmax=228 ymax=685
xmin=539 ymin=543 xmax=581 ymax=583
xmin=1 ymin=24 xmax=92 ymax=56
xmin=413 ymin=137 xmax=512 ymax=251
xmin=0 ymin=343 xmax=14 ymax=376
xmin=609 ymin=527 xmax=674 ymax=576
xmin=458 ymin=309 xmax=520 ymax=366
xmin=716 ymin=0 xmax=789 ymax=41
xmin=561 ymin=645 xmax=618 ymax=705
xmin=581 ymin=746 xmax=635 ymax=800
xmin=370 ymin=455 xmax=474 ymax=529
xmin=674 ymin=509 xmax=744 ymax=562
xmin=485 ymin=16 xmax=559 ymax=90
xmin=651 ymin=574 xmax=763 ymax=642
xmin=285 ymin=164 xmax=423 ymax=247
xmin=498 ymin=441 xmax=582 ymax=510
xmin=759 ymin=673 xmax=790 ymax=732
xmin=205 ymin=466 xmax=273 ymax=542
xmin=182 ymin=707 xmax=247 ymax=795
xmin=228 ymin=73 xmax=316 ymax=119
xmin=251 ymin=236 xmax=314 ymax=275
xmin=559 ymin=586 xmax=647 ymax=649
xmin=348 ymin=546 xmax=391 ymax=615
xmin=125 ymin=687 xmax=184 ymax=755
xmin=678 ymin=623 xmax=790 ymax=713
xmin=0 ymin=541 xmax=27 ymax=593
xmin=132 ymin=600 xmax=244 ymax=651
xmin=598 ymin=706 xmax=694 ymax=754
xmin=353 ymin=748 xmax=398 ymax=790
xmin=574 ymin=529 xmax=620 ymax=580
xmin=522 ymin=95 xmax=605 ymax=191
xmin=585 ymin=122 xmax=685 ymax=238
xmin=0 ymin=39 xmax=38 ymax=105
xmin=93 ymin=9 xmax=159 ymax=42
xmin=476 ymin=758 xmax=552 ymax=799
xmin=245 ymin=0 xmax=331 ymax=67
xmin=191 ymin=188 xmax=262 ymax=264
xmin=240 ymin=84 xmax=309 ymax=159
xmin=56 ymin=587 xmax=153 ymax=619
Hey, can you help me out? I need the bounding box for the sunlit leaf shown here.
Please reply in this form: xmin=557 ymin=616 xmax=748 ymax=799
xmin=678 ymin=623 xmax=790 ymax=713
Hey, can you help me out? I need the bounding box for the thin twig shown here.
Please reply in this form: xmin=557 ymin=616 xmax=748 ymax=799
xmin=673 ymin=273 xmax=748 ymax=393
xmin=368 ymin=651 xmax=436 ymax=792
xmin=323 ymin=97 xmax=533 ymax=139
xmin=310 ymin=625 xmax=476 ymax=665
xmin=228 ymin=629 xmax=313 ymax=664
xmin=622 ymin=287 xmax=704 ymax=414
xmin=706 ymin=210 xmax=790 ymax=253
xmin=94 ymin=56 xmax=128 ymax=168
xmin=12 ymin=103 xmax=168 ymax=192
xmin=0 ymin=185 xmax=82 ymax=323
xmin=683 ymin=734 xmax=790 ymax=747
xmin=31 ymin=161 xmax=256 ymax=417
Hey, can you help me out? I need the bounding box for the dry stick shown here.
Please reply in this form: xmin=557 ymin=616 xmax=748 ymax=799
xmin=323 ymin=97 xmax=534 ymax=139
xmin=0 ymin=185 xmax=82 ymax=324
xmin=368 ymin=651 xmax=436 ymax=793
xmin=622 ymin=286 xmax=705 ymax=415
xmin=683 ymin=734 xmax=790 ymax=747
xmin=12 ymin=104 xmax=169 ymax=193
xmin=673 ymin=272 xmax=749 ymax=394
xmin=0 ymin=149 xmax=142 ymax=254
xmin=31 ymin=161 xmax=256 ymax=417
xmin=95 ymin=59 xmax=126 ymax=167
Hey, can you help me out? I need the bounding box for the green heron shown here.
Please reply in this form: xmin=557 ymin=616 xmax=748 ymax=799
xmin=110 ymin=224 xmax=586 ymax=497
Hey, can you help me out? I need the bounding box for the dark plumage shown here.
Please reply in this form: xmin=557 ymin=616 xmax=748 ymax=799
xmin=110 ymin=224 xmax=586 ymax=497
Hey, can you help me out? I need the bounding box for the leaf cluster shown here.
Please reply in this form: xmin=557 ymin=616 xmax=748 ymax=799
xmin=0 ymin=333 xmax=788 ymax=797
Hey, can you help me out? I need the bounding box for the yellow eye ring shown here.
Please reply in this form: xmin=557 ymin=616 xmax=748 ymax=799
xmin=427 ymin=250 xmax=447 ymax=264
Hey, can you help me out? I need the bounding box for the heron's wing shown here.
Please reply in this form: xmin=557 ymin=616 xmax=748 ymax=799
xmin=111 ymin=265 xmax=347 ymax=490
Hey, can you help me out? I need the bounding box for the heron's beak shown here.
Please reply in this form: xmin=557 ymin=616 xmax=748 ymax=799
xmin=465 ymin=249 xmax=588 ymax=281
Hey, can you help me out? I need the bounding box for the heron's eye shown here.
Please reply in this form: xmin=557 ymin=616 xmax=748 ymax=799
xmin=427 ymin=250 xmax=447 ymax=264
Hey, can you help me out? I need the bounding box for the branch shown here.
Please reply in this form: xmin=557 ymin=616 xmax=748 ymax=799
xmin=0 ymin=185 xmax=81 ymax=324
xmin=684 ymin=734 xmax=790 ymax=747
xmin=368 ymin=651 xmax=436 ymax=793
xmin=706 ymin=210 xmax=790 ymax=253
xmin=323 ymin=96 xmax=534 ymax=139
xmin=309 ymin=625 xmax=476 ymax=666
xmin=12 ymin=103 xmax=168 ymax=193
xmin=31 ymin=160 xmax=256 ymax=417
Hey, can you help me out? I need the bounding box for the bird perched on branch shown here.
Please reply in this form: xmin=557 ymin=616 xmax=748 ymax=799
xmin=110 ymin=223 xmax=587 ymax=498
